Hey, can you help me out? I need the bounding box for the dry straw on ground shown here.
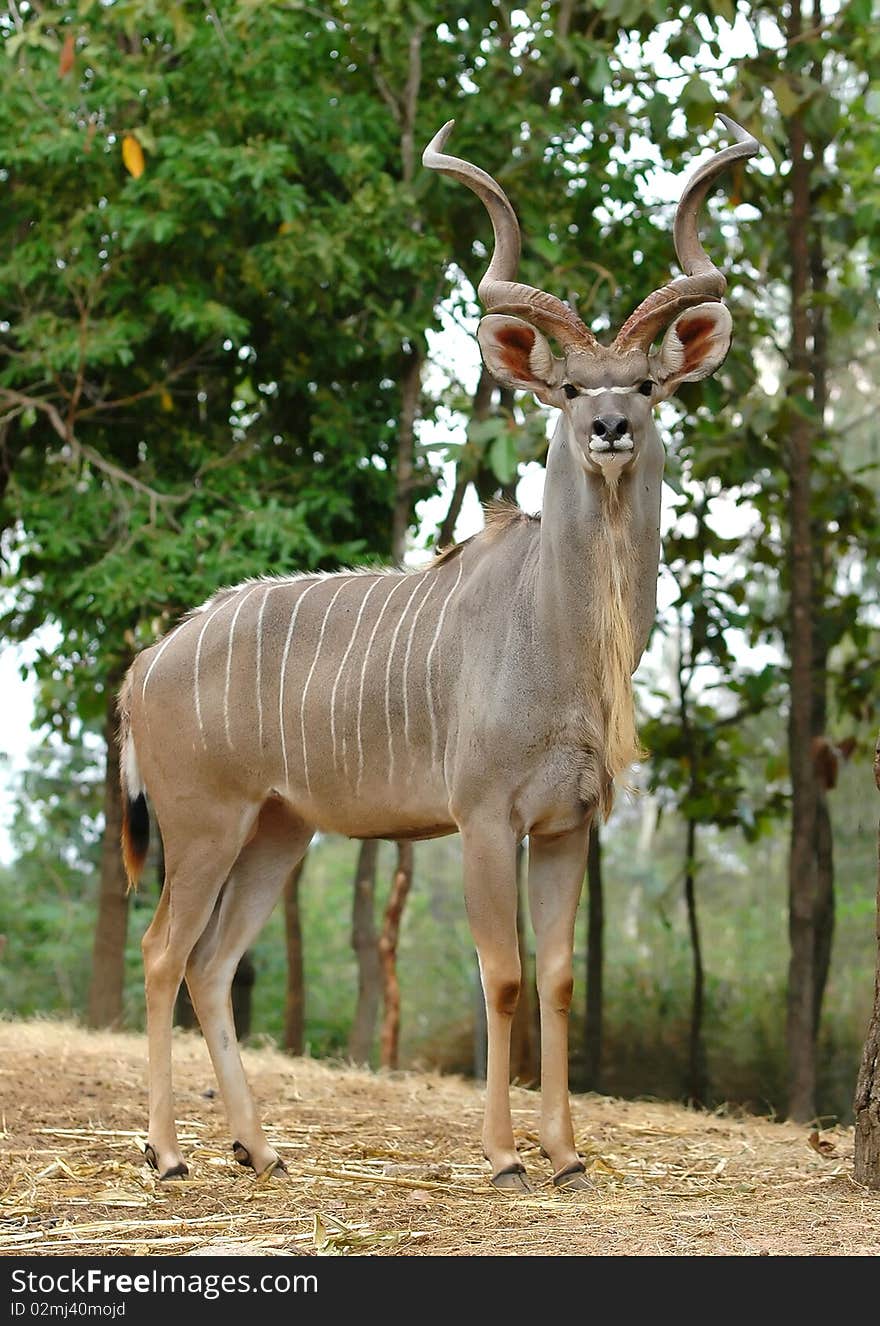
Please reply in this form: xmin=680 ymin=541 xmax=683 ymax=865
xmin=1 ymin=1019 xmax=877 ymax=1257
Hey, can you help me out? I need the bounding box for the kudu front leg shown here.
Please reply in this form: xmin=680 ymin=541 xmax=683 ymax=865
xmin=460 ymin=816 xmax=528 ymax=1191
xmin=528 ymin=823 xmax=591 ymax=1190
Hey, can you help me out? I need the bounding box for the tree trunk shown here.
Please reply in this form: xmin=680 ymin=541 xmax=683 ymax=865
xmin=436 ymin=365 xmax=499 ymax=548
xmin=0 ymin=417 xmax=18 ymax=539
xmin=231 ymin=951 xmax=255 ymax=1041
xmin=584 ymin=822 xmax=604 ymax=1092
xmin=510 ymin=843 xmax=537 ymax=1082
xmin=853 ymin=735 xmax=880 ymax=1189
xmin=175 ymin=965 xmax=198 ymax=1028
xmin=391 ymin=349 xmax=423 ymax=560
xmin=784 ymin=4 xmax=820 ymax=1122
xmin=283 ymin=856 xmax=307 ymax=1055
xmin=87 ymin=676 xmax=130 ymax=1028
xmin=349 ymin=840 xmax=381 ymax=1064
xmin=809 ymin=189 xmax=834 ymax=1041
xmin=812 ymin=790 xmax=834 ymax=1036
xmin=684 ymin=818 xmax=708 ymax=1107
xmin=379 ymin=841 xmax=413 ymax=1069
xmin=436 ymin=471 xmax=469 ymax=550
xmin=175 ymin=986 xmax=198 ymax=1028
xmin=176 ymin=952 xmax=256 ymax=1038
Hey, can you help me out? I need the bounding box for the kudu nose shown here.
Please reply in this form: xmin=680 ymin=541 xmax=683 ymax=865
xmin=592 ymin=413 xmax=630 ymax=441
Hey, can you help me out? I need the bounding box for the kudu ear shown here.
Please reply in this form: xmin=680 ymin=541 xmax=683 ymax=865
xmin=477 ymin=315 xmax=564 ymax=402
xmin=650 ymin=303 xmax=733 ymax=396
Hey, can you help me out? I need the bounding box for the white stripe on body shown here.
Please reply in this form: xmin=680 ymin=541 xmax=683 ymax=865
xmin=384 ymin=573 xmax=432 ymax=785
xmin=277 ymin=580 xmax=323 ymax=791
xmin=329 ymin=576 xmax=383 ymax=781
xmin=255 ymin=584 xmax=273 ymax=752
xmin=354 ymin=574 xmax=412 ymax=793
xmin=223 ymin=584 xmax=261 ymax=751
xmin=424 ymin=558 xmax=465 ymax=767
xmin=194 ymin=597 xmax=238 ymax=751
xmin=299 ymin=577 xmax=361 ymax=796
xmin=400 ymin=575 xmax=439 ymax=768
xmin=141 ymin=621 xmax=187 ymax=707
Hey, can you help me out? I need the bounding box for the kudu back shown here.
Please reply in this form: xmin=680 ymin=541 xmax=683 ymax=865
xmin=119 ymin=115 xmax=758 ymax=1188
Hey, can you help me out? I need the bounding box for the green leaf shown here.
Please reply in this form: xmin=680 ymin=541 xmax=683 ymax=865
xmin=488 ymin=431 xmax=519 ymax=486
xmin=771 ymin=77 xmax=803 ymax=119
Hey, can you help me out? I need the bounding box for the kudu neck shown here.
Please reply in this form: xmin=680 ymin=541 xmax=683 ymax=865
xmin=537 ymin=414 xmax=664 ymax=669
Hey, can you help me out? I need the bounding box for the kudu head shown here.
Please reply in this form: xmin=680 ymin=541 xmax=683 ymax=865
xmin=423 ymin=116 xmax=759 ymax=486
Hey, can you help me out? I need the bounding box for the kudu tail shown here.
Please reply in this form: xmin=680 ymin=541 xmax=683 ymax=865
xmin=117 ymin=671 xmax=150 ymax=891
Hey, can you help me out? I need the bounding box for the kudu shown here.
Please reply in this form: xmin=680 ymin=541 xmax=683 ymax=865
xmin=119 ymin=114 xmax=758 ymax=1190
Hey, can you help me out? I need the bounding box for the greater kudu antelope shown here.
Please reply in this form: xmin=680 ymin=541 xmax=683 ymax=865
xmin=119 ymin=114 xmax=758 ymax=1191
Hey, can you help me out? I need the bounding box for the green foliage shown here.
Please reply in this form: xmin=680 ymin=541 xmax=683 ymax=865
xmin=0 ymin=732 xmax=103 ymax=1016
xmin=1 ymin=0 xmax=447 ymax=726
xmin=643 ymin=491 xmax=789 ymax=841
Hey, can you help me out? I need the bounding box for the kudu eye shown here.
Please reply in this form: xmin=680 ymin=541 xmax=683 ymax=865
xmin=562 ymin=384 xmax=578 ymax=399
xmin=639 ymin=380 xmax=654 ymax=396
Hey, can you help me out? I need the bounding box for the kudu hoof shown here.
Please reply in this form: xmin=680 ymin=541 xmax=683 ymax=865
xmin=144 ymin=1143 xmax=189 ymax=1181
xmin=232 ymin=1141 xmax=287 ymax=1178
xmin=232 ymin=1140 xmax=252 ymax=1167
xmin=491 ymin=1162 xmax=533 ymax=1194
xmin=552 ymin=1160 xmax=591 ymax=1191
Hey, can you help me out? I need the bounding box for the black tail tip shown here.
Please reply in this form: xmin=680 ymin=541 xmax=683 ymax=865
xmin=122 ymin=792 xmax=150 ymax=889
xmin=129 ymin=792 xmax=149 ymax=855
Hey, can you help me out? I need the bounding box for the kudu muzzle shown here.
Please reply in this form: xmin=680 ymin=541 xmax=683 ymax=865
xmin=590 ymin=413 xmax=633 ymax=455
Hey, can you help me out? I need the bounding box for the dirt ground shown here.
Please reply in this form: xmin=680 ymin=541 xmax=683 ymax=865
xmin=1 ymin=1019 xmax=878 ymax=1257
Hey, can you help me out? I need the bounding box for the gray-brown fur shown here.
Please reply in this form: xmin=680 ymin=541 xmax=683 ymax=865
xmin=122 ymin=499 xmax=619 ymax=845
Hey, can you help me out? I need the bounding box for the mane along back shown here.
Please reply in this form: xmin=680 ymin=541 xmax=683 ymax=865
xmin=433 ymin=500 xmax=540 ymax=566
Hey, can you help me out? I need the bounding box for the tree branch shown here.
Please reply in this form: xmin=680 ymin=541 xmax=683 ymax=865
xmin=368 ymin=55 xmax=402 ymax=126
xmin=400 ymin=26 xmax=424 ymax=186
xmin=0 ymin=388 xmax=186 ymax=525
xmin=436 ymin=363 xmax=497 ymax=546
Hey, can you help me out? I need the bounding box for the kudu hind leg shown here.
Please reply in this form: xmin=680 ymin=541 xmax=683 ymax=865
xmin=460 ymin=817 xmax=529 ymax=1191
xmin=185 ymin=800 xmax=313 ymax=1177
xmin=528 ymin=824 xmax=591 ymax=1189
xmin=142 ymin=807 xmax=257 ymax=1179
